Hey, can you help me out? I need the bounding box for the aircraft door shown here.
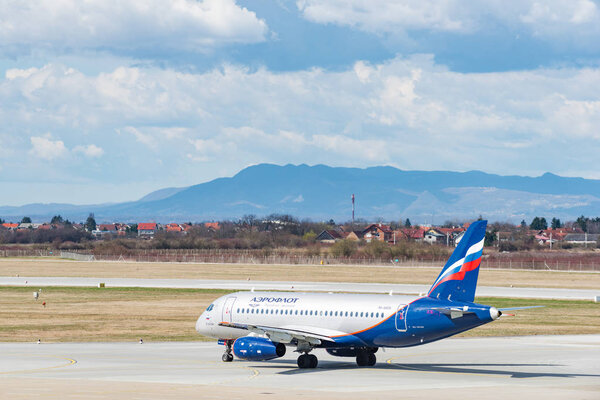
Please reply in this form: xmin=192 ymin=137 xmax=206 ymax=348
xmin=395 ymin=304 xmax=408 ymax=332
xmin=221 ymin=297 xmax=237 ymax=322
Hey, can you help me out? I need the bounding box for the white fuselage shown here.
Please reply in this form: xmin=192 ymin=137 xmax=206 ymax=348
xmin=196 ymin=291 xmax=419 ymax=340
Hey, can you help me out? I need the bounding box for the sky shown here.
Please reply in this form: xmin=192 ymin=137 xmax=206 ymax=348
xmin=1 ymin=0 xmax=599 ymax=206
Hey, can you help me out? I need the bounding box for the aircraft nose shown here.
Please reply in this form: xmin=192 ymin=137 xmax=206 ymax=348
xmin=196 ymin=313 xmax=206 ymax=333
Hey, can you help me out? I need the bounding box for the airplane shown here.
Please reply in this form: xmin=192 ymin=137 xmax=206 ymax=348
xmin=195 ymin=220 xmax=539 ymax=368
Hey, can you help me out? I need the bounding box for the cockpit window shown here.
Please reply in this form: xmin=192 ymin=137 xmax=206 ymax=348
xmin=206 ymin=304 xmax=214 ymax=312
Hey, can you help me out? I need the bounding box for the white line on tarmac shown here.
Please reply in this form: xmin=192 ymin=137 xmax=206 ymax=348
xmin=0 ymin=276 xmax=598 ymax=300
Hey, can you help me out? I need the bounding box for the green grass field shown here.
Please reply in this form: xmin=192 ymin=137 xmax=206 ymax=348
xmin=0 ymin=286 xmax=598 ymax=342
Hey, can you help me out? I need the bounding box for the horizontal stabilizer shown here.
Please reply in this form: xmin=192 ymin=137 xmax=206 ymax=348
xmin=434 ymin=307 xmax=476 ymax=319
xmin=498 ymin=306 xmax=544 ymax=311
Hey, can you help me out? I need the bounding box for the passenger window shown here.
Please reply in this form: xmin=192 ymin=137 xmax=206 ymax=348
xmin=370 ymin=312 xmax=374 ymax=318
xmin=350 ymin=312 xmax=353 ymax=317
xmin=320 ymin=311 xmax=323 ymax=316
xmin=345 ymin=311 xmax=348 ymax=317
xmin=324 ymin=311 xmax=328 ymax=316
xmin=295 ymin=310 xmax=298 ymax=315
xmin=360 ymin=312 xmax=364 ymax=317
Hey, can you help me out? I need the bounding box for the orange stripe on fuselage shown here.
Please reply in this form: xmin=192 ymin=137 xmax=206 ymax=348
xmin=330 ymin=297 xmax=424 ymax=339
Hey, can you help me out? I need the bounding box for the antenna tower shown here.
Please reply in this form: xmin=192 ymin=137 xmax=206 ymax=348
xmin=351 ymin=194 xmax=355 ymax=226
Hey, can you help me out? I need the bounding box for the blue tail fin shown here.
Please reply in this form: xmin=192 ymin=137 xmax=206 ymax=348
xmin=428 ymin=220 xmax=487 ymax=302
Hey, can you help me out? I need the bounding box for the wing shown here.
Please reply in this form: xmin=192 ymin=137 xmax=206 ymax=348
xmin=219 ymin=321 xmax=337 ymax=345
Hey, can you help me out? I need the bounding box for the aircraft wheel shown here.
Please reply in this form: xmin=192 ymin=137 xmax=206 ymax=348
xmin=367 ymin=353 xmax=376 ymax=366
xmin=222 ymin=353 xmax=233 ymax=362
xmin=297 ymin=354 xmax=310 ymax=368
xmin=356 ymin=352 xmax=369 ymax=367
xmin=308 ymin=354 xmax=318 ymax=368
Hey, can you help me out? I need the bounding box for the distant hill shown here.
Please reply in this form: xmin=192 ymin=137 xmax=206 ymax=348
xmin=1 ymin=164 xmax=600 ymax=223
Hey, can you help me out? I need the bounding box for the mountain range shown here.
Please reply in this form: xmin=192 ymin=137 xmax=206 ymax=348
xmin=2 ymin=164 xmax=600 ymax=224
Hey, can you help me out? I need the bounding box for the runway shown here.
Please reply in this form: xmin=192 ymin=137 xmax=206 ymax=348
xmin=1 ymin=276 xmax=598 ymax=300
xmin=1 ymin=335 xmax=599 ymax=399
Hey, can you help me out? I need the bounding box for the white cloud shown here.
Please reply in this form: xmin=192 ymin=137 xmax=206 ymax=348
xmin=0 ymin=0 xmax=268 ymax=56
xmin=29 ymin=135 xmax=68 ymax=160
xmin=2 ymin=57 xmax=600 ymax=184
xmin=73 ymin=144 xmax=104 ymax=158
xmin=120 ymin=127 xmax=158 ymax=149
xmin=298 ymin=0 xmax=471 ymax=33
xmin=297 ymin=0 xmax=600 ymax=45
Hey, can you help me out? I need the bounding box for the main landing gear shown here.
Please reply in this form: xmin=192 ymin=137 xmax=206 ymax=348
xmin=297 ymin=353 xmax=318 ymax=369
xmin=222 ymin=339 xmax=234 ymax=362
xmin=356 ymin=349 xmax=376 ymax=367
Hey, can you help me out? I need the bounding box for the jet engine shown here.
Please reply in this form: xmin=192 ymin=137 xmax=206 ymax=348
xmin=232 ymin=337 xmax=286 ymax=361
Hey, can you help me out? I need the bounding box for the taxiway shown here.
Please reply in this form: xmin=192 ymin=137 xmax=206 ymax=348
xmin=1 ymin=335 xmax=598 ymax=399
xmin=0 ymin=276 xmax=598 ymax=300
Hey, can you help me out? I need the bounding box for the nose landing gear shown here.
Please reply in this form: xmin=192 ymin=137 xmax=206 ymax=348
xmin=297 ymin=353 xmax=318 ymax=369
xmin=222 ymin=339 xmax=234 ymax=362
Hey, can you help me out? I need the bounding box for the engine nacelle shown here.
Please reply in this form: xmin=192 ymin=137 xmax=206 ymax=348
xmin=233 ymin=337 xmax=286 ymax=361
xmin=327 ymin=347 xmax=379 ymax=357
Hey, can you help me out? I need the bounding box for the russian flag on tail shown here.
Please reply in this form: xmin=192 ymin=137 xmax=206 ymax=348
xmin=428 ymin=220 xmax=487 ymax=303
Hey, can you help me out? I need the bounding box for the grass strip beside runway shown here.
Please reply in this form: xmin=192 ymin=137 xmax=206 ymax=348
xmin=0 ymin=287 xmax=598 ymax=342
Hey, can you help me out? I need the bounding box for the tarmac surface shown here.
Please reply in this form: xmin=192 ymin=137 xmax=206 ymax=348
xmin=1 ymin=335 xmax=599 ymax=399
xmin=1 ymin=276 xmax=599 ymax=300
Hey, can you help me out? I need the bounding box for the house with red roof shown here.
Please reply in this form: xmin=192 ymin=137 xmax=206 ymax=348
xmin=204 ymin=222 xmax=220 ymax=231
xmin=316 ymin=229 xmax=344 ymax=243
xmin=362 ymin=223 xmax=393 ymax=243
xmin=424 ymin=228 xmax=447 ymax=244
xmin=181 ymin=223 xmax=193 ymax=232
xmin=165 ymin=223 xmax=183 ymax=233
xmin=345 ymin=231 xmax=364 ymax=241
xmin=2 ymin=223 xmax=19 ymax=231
xmin=534 ymin=228 xmax=569 ymax=246
xmin=91 ymin=223 xmax=122 ymax=238
xmin=395 ymin=227 xmax=426 ymax=242
xmin=37 ymin=223 xmax=55 ymax=231
xmin=138 ymin=222 xmax=158 ymax=238
xmin=98 ymin=224 xmax=117 ymax=232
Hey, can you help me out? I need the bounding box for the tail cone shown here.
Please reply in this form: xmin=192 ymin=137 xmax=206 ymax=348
xmin=490 ymin=307 xmax=501 ymax=320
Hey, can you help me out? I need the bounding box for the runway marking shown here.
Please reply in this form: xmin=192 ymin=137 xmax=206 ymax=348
xmin=0 ymin=354 xmax=77 ymax=375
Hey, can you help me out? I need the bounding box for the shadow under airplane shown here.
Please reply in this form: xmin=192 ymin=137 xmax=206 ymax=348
xmin=251 ymin=359 xmax=600 ymax=379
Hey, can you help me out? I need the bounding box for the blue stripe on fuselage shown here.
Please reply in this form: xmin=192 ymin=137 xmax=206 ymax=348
xmin=327 ymin=297 xmax=494 ymax=349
